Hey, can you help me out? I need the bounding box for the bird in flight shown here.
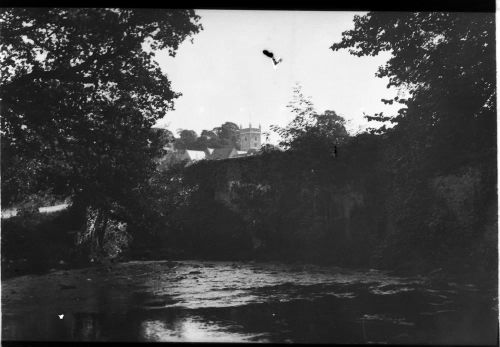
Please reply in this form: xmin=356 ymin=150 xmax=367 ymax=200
xmin=262 ymin=50 xmax=283 ymax=69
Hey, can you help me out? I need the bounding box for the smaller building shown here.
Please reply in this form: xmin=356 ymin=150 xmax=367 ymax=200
xmin=208 ymin=147 xmax=239 ymax=160
xmin=176 ymin=149 xmax=207 ymax=165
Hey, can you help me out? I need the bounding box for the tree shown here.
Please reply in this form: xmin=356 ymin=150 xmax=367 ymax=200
xmin=259 ymin=143 xmax=282 ymax=154
xmin=199 ymin=129 xmax=223 ymax=148
xmin=172 ymin=122 xmax=243 ymax=151
xmin=331 ymin=12 xmax=495 ymax=160
xmin=151 ymin=127 xmax=175 ymax=151
xmin=213 ymin=122 xmax=240 ymax=149
xmin=174 ymin=129 xmax=199 ymax=150
xmin=175 ymin=122 xmax=242 ymax=151
xmin=331 ymin=12 xmax=497 ymax=268
xmin=271 ymin=84 xmax=349 ymax=153
xmin=201 ymin=130 xmax=217 ymax=139
xmin=313 ymin=110 xmax=349 ymax=143
xmin=0 ymin=8 xmax=203 ymax=258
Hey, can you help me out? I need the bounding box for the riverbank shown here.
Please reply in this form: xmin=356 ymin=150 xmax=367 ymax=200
xmin=2 ymin=204 xmax=496 ymax=289
xmin=3 ymin=244 xmax=496 ymax=294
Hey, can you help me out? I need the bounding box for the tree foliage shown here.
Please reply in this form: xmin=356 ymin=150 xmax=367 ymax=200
xmin=271 ymin=84 xmax=349 ymax=153
xmin=331 ymin=11 xmax=497 ymax=270
xmin=174 ymin=129 xmax=199 ymax=150
xmin=171 ymin=121 xmax=241 ymax=151
xmin=331 ymin=12 xmax=495 ymax=156
xmin=0 ymin=8 xmax=203 ymax=209
xmin=151 ymin=127 xmax=175 ymax=149
xmin=213 ymin=121 xmax=241 ymax=149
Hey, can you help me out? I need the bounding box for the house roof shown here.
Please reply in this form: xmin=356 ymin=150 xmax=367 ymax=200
xmin=206 ymin=148 xmax=215 ymax=154
xmin=185 ymin=150 xmax=206 ymax=161
xmin=209 ymin=147 xmax=237 ymax=160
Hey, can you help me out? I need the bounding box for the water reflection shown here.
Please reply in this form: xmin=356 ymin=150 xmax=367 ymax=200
xmin=141 ymin=316 xmax=267 ymax=342
xmin=72 ymin=313 xmax=101 ymax=340
xmin=2 ymin=260 xmax=497 ymax=344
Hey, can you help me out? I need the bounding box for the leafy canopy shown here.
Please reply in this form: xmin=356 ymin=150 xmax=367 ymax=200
xmin=331 ymin=11 xmax=495 ymax=146
xmin=0 ymin=8 xmax=203 ymax=208
xmin=271 ymin=84 xmax=349 ymax=152
xmin=172 ymin=122 xmax=242 ymax=151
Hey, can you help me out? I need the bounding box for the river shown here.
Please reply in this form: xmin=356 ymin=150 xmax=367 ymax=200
xmin=1 ymin=260 xmax=497 ymax=343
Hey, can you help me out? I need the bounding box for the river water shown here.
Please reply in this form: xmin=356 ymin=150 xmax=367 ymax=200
xmin=2 ymin=260 xmax=497 ymax=343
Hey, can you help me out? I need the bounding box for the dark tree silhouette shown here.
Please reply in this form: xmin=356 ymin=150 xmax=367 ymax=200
xmin=0 ymin=8 xmax=203 ymax=256
xmin=331 ymin=12 xmax=495 ymax=156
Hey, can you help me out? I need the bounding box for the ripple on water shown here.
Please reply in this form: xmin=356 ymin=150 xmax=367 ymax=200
xmin=361 ymin=314 xmax=415 ymax=327
xmin=125 ymin=261 xmax=430 ymax=309
xmin=3 ymin=260 xmax=495 ymax=343
xmin=140 ymin=316 xmax=269 ymax=342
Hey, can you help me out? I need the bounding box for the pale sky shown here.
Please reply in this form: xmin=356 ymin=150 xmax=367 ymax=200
xmin=153 ymin=10 xmax=402 ymax=144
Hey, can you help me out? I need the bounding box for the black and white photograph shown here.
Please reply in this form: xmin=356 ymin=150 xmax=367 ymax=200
xmin=0 ymin=6 xmax=498 ymax=344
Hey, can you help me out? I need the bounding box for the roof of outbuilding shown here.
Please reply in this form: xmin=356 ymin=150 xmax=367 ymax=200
xmin=209 ymin=147 xmax=236 ymax=160
xmin=185 ymin=150 xmax=206 ymax=161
